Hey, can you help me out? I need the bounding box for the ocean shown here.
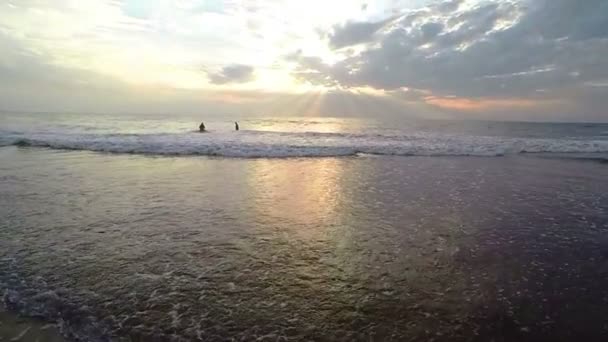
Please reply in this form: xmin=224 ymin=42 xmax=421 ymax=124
xmin=1 ymin=111 xmax=608 ymax=341
xmin=1 ymin=111 xmax=608 ymax=159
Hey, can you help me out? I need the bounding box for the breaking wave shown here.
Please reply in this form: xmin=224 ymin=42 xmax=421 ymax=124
xmin=1 ymin=129 xmax=608 ymax=159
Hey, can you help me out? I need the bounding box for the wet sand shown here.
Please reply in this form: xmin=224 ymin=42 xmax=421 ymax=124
xmin=0 ymin=304 xmax=65 ymax=341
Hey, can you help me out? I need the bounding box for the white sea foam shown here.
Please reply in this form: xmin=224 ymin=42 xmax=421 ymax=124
xmin=1 ymin=129 xmax=608 ymax=158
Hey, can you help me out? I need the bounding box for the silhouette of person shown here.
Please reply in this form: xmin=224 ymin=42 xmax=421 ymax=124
xmin=199 ymin=122 xmax=206 ymax=132
xmin=235 ymin=122 xmax=239 ymax=131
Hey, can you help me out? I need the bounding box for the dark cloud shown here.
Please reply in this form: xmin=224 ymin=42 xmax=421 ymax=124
xmin=438 ymin=2 xmax=515 ymax=48
xmin=328 ymin=17 xmax=394 ymax=49
xmin=420 ymin=22 xmax=443 ymax=40
xmin=207 ymin=64 xmax=255 ymax=84
xmin=291 ymin=0 xmax=608 ymax=112
xmin=521 ymin=0 xmax=608 ymax=41
xmin=437 ymin=0 xmax=465 ymax=13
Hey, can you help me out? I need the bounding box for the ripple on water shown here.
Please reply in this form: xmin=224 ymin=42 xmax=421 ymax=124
xmin=1 ymin=152 xmax=608 ymax=341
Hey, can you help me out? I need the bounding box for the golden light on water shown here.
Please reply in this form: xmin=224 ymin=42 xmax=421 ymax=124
xmin=246 ymin=158 xmax=345 ymax=240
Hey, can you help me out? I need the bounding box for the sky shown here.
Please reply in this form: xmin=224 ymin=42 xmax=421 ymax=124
xmin=0 ymin=0 xmax=607 ymax=122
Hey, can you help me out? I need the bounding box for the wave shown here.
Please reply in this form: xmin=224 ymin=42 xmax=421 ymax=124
xmin=1 ymin=130 xmax=608 ymax=159
xmin=526 ymin=152 xmax=608 ymax=164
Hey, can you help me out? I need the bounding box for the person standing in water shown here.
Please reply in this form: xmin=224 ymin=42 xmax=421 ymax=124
xmin=235 ymin=122 xmax=239 ymax=131
xmin=199 ymin=122 xmax=206 ymax=132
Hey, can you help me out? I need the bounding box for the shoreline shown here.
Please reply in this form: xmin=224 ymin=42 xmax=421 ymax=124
xmin=0 ymin=304 xmax=66 ymax=342
xmin=1 ymin=145 xmax=608 ymax=165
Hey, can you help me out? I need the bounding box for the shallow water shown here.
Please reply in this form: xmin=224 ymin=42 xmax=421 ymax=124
xmin=0 ymin=304 xmax=65 ymax=342
xmin=1 ymin=147 xmax=607 ymax=341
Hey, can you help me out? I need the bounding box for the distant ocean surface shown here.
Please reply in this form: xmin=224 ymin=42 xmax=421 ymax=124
xmin=1 ymin=111 xmax=608 ymax=160
xmin=1 ymin=111 xmax=608 ymax=341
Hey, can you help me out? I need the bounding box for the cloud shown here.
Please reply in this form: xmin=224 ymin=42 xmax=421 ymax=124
xmin=437 ymin=0 xmax=465 ymax=13
xmin=328 ymin=17 xmax=393 ymax=49
xmin=289 ymin=0 xmax=608 ymax=119
xmin=0 ymin=29 xmax=440 ymax=119
xmin=207 ymin=64 xmax=255 ymax=84
xmin=0 ymin=30 xmax=259 ymax=114
xmin=521 ymin=0 xmax=608 ymax=41
xmin=3 ymin=0 xmax=608 ymax=121
xmin=420 ymin=22 xmax=443 ymax=40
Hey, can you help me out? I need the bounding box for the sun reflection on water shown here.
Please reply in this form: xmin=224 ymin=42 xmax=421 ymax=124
xmin=246 ymin=158 xmax=346 ymax=241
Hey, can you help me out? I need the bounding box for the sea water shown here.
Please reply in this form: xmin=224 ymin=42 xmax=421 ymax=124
xmin=1 ymin=111 xmax=607 ymax=159
xmin=1 ymin=111 xmax=608 ymax=341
